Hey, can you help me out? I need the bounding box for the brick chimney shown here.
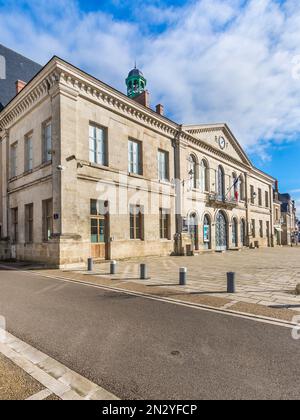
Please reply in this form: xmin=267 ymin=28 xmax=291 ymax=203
xmin=156 ymin=104 xmax=164 ymax=116
xmin=132 ymin=90 xmax=150 ymax=108
xmin=16 ymin=80 xmax=27 ymax=94
xmin=275 ymin=180 xmax=279 ymax=192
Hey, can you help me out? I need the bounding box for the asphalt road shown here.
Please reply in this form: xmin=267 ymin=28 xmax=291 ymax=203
xmin=0 ymin=267 xmax=299 ymax=400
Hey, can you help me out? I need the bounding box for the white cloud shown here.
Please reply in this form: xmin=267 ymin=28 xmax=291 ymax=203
xmin=1 ymin=0 xmax=300 ymax=156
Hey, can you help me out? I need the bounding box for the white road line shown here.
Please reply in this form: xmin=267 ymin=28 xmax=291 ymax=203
xmin=0 ymin=264 xmax=297 ymax=330
xmin=26 ymin=389 xmax=52 ymax=400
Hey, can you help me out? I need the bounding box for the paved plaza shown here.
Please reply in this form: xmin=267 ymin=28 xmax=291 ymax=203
xmin=93 ymin=247 xmax=300 ymax=311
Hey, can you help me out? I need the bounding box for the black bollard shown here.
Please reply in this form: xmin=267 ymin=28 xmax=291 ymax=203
xmin=227 ymin=272 xmax=236 ymax=293
xmin=140 ymin=264 xmax=148 ymax=280
xmin=87 ymin=258 xmax=93 ymax=272
xmin=179 ymin=267 xmax=187 ymax=285
xmin=110 ymin=260 xmax=117 ymax=275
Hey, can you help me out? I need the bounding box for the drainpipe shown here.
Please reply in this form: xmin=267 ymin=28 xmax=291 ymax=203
xmin=172 ymin=125 xmax=183 ymax=235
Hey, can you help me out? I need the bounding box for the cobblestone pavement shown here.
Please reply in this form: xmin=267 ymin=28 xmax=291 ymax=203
xmin=94 ymin=247 xmax=300 ymax=311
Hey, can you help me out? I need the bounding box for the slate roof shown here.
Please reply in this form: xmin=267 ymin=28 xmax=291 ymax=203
xmin=0 ymin=44 xmax=42 ymax=110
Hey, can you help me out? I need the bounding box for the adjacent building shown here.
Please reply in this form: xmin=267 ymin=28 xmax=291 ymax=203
xmin=279 ymin=193 xmax=297 ymax=245
xmin=0 ymin=54 xmax=286 ymax=267
xmin=0 ymin=44 xmax=42 ymax=110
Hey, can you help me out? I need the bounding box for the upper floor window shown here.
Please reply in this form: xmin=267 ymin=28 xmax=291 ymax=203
xmin=258 ymin=188 xmax=262 ymax=206
xmin=89 ymin=124 xmax=107 ymax=166
xmin=128 ymin=139 xmax=142 ymax=175
xmin=200 ymin=160 xmax=209 ymax=192
xmin=25 ymin=133 xmax=33 ymax=172
xmin=217 ymin=165 xmax=225 ymax=198
xmin=10 ymin=142 xmax=17 ymax=178
xmin=265 ymin=191 xmax=269 ymax=208
xmin=250 ymin=185 xmax=255 ymax=204
xmin=43 ymin=120 xmax=52 ymax=163
xmin=158 ymin=149 xmax=169 ymax=181
xmin=189 ymin=155 xmax=197 ymax=189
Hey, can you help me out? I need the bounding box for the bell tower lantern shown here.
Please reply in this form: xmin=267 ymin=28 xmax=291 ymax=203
xmin=126 ymin=65 xmax=147 ymax=99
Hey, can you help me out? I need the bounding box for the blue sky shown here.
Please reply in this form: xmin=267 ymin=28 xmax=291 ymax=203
xmin=0 ymin=0 xmax=299 ymax=213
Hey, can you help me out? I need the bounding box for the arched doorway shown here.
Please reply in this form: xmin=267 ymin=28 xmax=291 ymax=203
xmin=203 ymin=214 xmax=211 ymax=250
xmin=188 ymin=212 xmax=199 ymax=250
xmin=241 ymin=219 xmax=246 ymax=246
xmin=232 ymin=218 xmax=238 ymax=247
xmin=216 ymin=211 xmax=227 ymax=251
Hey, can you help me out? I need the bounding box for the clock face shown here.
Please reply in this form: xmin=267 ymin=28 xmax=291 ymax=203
xmin=219 ymin=137 xmax=226 ymax=150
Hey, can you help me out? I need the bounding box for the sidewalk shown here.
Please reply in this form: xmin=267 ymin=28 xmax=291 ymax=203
xmin=0 ymin=353 xmax=59 ymax=400
xmin=0 ymin=328 xmax=118 ymax=401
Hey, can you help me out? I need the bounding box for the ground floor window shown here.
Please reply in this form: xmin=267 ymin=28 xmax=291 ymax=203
xmin=90 ymin=199 xmax=107 ymax=243
xmin=251 ymin=219 xmax=256 ymax=238
xmin=160 ymin=208 xmax=170 ymax=239
xmin=11 ymin=207 xmax=18 ymax=243
xmin=43 ymin=199 xmax=53 ymax=241
xmin=130 ymin=205 xmax=144 ymax=240
xmin=241 ymin=219 xmax=246 ymax=246
xmin=259 ymin=220 xmax=264 ymax=238
xmin=25 ymin=203 xmax=33 ymax=243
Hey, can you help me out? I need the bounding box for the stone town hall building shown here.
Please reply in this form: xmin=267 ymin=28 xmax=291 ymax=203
xmin=0 ymin=54 xmax=277 ymax=267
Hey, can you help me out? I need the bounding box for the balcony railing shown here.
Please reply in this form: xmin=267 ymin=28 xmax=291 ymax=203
xmin=208 ymin=193 xmax=239 ymax=208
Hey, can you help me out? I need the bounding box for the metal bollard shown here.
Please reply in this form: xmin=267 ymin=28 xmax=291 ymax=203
xmin=87 ymin=257 xmax=93 ymax=272
xmin=140 ymin=264 xmax=148 ymax=280
xmin=110 ymin=260 xmax=117 ymax=275
xmin=227 ymin=272 xmax=236 ymax=293
xmin=179 ymin=267 xmax=187 ymax=285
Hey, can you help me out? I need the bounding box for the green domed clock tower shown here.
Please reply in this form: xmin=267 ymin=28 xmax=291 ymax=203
xmin=126 ymin=65 xmax=147 ymax=99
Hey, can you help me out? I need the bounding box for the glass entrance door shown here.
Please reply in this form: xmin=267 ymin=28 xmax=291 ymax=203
xmin=216 ymin=211 xmax=227 ymax=251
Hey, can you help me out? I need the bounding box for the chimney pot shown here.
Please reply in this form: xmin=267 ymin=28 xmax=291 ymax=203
xmin=15 ymin=80 xmax=27 ymax=95
xmin=156 ymin=104 xmax=164 ymax=116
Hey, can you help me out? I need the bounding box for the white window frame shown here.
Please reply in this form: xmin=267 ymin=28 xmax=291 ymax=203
xmin=10 ymin=142 xmax=17 ymax=178
xmin=43 ymin=120 xmax=52 ymax=163
xmin=128 ymin=139 xmax=142 ymax=175
xmin=25 ymin=133 xmax=33 ymax=172
xmin=158 ymin=149 xmax=169 ymax=181
xmin=89 ymin=124 xmax=107 ymax=166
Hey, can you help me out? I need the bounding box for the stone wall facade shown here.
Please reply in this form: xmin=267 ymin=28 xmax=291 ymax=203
xmin=0 ymin=57 xmax=276 ymax=267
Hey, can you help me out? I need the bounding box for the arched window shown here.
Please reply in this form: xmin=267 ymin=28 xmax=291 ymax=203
xmin=217 ymin=165 xmax=225 ymax=199
xmin=189 ymin=155 xmax=197 ymax=189
xmin=200 ymin=160 xmax=209 ymax=192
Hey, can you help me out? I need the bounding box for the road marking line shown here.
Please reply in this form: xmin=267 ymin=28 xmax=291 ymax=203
xmin=26 ymin=389 xmax=52 ymax=400
xmin=0 ymin=328 xmax=119 ymax=401
xmin=0 ymin=264 xmax=297 ymax=330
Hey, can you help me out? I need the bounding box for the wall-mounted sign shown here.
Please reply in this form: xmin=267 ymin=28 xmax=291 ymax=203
xmin=203 ymin=225 xmax=210 ymax=242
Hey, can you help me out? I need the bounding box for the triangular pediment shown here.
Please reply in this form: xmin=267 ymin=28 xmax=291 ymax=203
xmin=183 ymin=123 xmax=252 ymax=166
